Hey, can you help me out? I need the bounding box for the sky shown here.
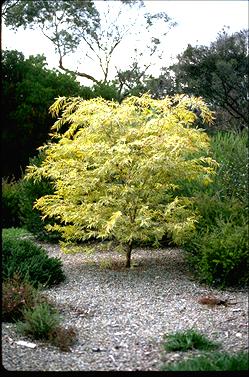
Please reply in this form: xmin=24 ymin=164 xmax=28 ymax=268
xmin=2 ymin=0 xmax=248 ymax=85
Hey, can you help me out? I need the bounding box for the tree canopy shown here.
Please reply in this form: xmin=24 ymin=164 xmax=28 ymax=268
xmin=170 ymin=28 xmax=249 ymax=130
xmin=26 ymin=94 xmax=217 ymax=267
xmin=2 ymin=0 xmax=176 ymax=92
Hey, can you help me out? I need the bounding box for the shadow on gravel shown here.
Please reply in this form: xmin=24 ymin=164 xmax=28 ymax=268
xmin=57 ymin=247 xmax=192 ymax=282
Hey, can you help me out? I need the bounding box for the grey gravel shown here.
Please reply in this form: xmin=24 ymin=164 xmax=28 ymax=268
xmin=2 ymin=242 xmax=248 ymax=371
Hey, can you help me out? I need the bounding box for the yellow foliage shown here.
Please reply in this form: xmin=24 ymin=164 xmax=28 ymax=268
xmin=26 ymin=93 xmax=218 ymax=251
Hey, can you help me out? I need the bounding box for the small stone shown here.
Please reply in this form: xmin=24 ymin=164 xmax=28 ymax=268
xmin=92 ymin=347 xmax=105 ymax=352
xmin=15 ymin=340 xmax=37 ymax=348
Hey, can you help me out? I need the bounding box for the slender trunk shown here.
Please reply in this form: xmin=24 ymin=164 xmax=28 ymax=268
xmin=125 ymin=241 xmax=133 ymax=268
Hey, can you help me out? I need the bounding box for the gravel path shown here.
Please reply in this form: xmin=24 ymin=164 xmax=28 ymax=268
xmin=2 ymin=242 xmax=248 ymax=371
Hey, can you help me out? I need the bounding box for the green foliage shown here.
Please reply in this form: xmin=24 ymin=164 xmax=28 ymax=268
xmin=2 ymin=273 xmax=39 ymax=322
xmin=184 ymin=203 xmax=248 ymax=287
xmin=171 ymin=29 xmax=249 ymax=131
xmin=193 ymin=195 xmax=244 ymax=232
xmin=19 ymin=153 xmax=61 ymax=241
xmin=2 ymin=177 xmax=22 ymax=228
xmin=161 ymin=352 xmax=249 ymax=371
xmin=25 ymin=94 xmax=216 ymax=267
xmin=91 ymin=82 xmax=120 ymax=101
xmin=2 ymin=232 xmax=66 ymax=288
xmin=3 ymin=1 xmax=99 ymax=51
xmin=209 ymin=130 xmax=248 ymax=203
xmin=16 ymin=302 xmax=61 ymax=340
xmin=2 ymin=227 xmax=33 ymax=240
xmin=1 ymin=49 xmax=95 ymax=178
xmin=181 ymin=130 xmax=248 ymax=287
xmin=163 ymin=329 xmax=219 ymax=352
xmin=141 ymin=67 xmax=177 ymax=99
xmin=189 ymin=220 xmax=249 ymax=287
xmin=15 ymin=301 xmax=77 ymax=351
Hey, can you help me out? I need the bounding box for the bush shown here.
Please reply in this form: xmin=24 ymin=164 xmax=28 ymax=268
xmin=192 ymin=194 xmax=245 ymax=231
xmin=48 ymin=326 xmax=77 ymax=352
xmin=19 ymin=153 xmax=61 ymax=242
xmin=189 ymin=220 xmax=249 ymax=287
xmin=2 ymin=177 xmax=22 ymax=228
xmin=2 ymin=233 xmax=66 ymax=288
xmin=163 ymin=329 xmax=219 ymax=352
xmin=161 ymin=351 xmax=249 ymax=371
xmin=209 ymin=130 xmax=248 ymax=204
xmin=181 ymin=130 xmax=249 ymax=288
xmin=16 ymin=303 xmax=77 ymax=351
xmin=16 ymin=302 xmax=61 ymax=340
xmin=2 ymin=273 xmax=39 ymax=322
xmin=25 ymin=94 xmax=216 ymax=268
xmin=2 ymin=227 xmax=33 ymax=240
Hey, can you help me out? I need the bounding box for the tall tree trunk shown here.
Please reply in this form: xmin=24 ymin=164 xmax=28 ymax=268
xmin=125 ymin=241 xmax=133 ymax=268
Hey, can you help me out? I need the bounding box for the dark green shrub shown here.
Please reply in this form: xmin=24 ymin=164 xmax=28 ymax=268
xmin=181 ymin=130 xmax=248 ymax=287
xmin=2 ymin=50 xmax=97 ymax=179
xmin=2 ymin=177 xmax=22 ymax=228
xmin=182 ymin=194 xmax=246 ymax=239
xmin=163 ymin=329 xmax=219 ymax=352
xmin=2 ymin=235 xmax=66 ymax=288
xmin=19 ymin=153 xmax=61 ymax=242
xmin=16 ymin=302 xmax=61 ymax=339
xmin=210 ymin=130 xmax=248 ymax=204
xmin=91 ymin=82 xmax=120 ymax=101
xmin=161 ymin=352 xmax=249 ymax=371
xmin=190 ymin=220 xmax=249 ymax=287
xmin=2 ymin=227 xmax=33 ymax=240
xmin=2 ymin=273 xmax=39 ymax=322
xmin=177 ymin=130 xmax=248 ymax=208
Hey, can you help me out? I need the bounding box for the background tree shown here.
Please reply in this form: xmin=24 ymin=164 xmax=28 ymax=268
xmin=2 ymin=0 xmax=100 ymax=82
xmin=1 ymin=49 xmax=94 ymax=178
xmin=3 ymin=0 xmax=176 ymax=93
xmin=26 ymin=94 xmax=217 ymax=268
xmin=170 ymin=28 xmax=249 ymax=131
xmin=114 ymin=66 xmax=177 ymax=100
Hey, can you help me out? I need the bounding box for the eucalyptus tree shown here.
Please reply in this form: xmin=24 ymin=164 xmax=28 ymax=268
xmin=3 ymin=0 xmax=176 ymax=94
xmin=2 ymin=0 xmax=100 ymax=82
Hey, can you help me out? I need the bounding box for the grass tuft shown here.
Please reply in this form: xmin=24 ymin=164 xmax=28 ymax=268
xmin=161 ymin=351 xmax=249 ymax=371
xmin=163 ymin=329 xmax=219 ymax=352
xmin=16 ymin=302 xmax=61 ymax=340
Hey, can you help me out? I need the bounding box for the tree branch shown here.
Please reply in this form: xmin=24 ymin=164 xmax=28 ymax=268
xmin=59 ymin=56 xmax=100 ymax=84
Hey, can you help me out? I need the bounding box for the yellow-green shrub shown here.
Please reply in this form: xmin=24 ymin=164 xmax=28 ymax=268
xmin=25 ymin=94 xmax=217 ymax=267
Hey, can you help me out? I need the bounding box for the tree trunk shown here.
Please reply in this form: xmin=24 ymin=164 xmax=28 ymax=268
xmin=125 ymin=241 xmax=133 ymax=268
